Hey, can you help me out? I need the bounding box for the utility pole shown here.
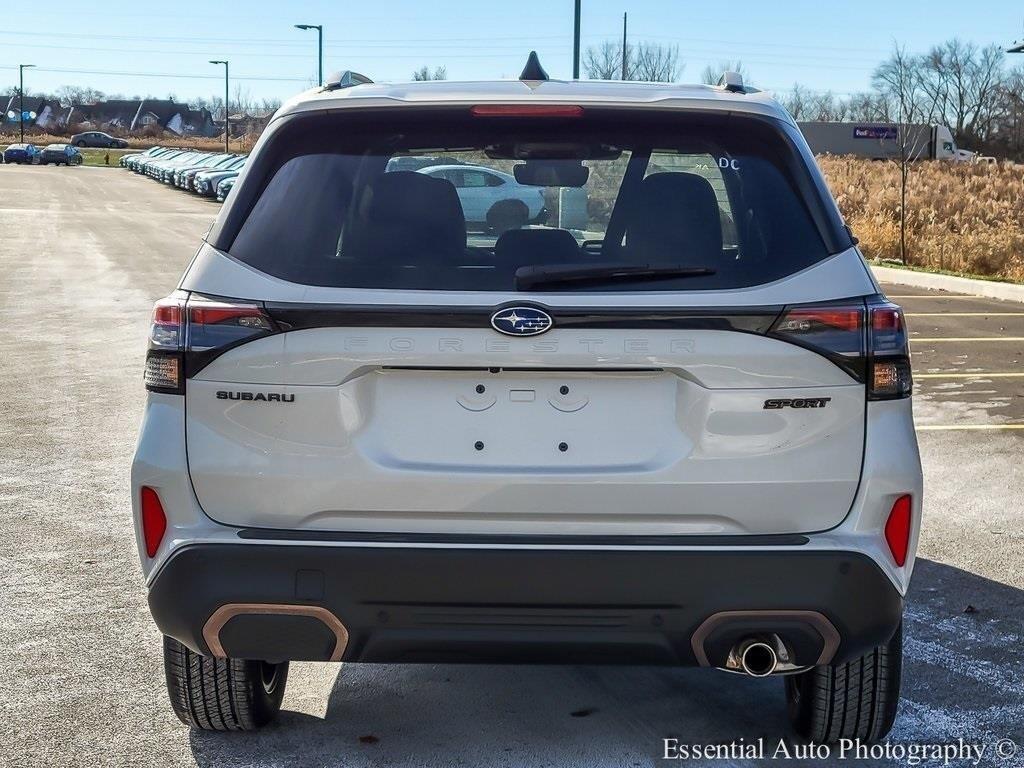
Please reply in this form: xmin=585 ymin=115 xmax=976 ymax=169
xmin=18 ymin=64 xmax=35 ymax=143
xmin=295 ymin=24 xmax=324 ymax=86
xmin=621 ymin=12 xmax=628 ymax=80
xmin=209 ymin=60 xmax=229 ymax=153
xmin=572 ymin=0 xmax=581 ymax=79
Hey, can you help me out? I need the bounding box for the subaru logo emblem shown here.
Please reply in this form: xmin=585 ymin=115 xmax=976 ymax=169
xmin=490 ymin=306 xmax=553 ymax=336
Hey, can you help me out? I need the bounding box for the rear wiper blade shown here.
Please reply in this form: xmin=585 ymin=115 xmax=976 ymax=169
xmin=515 ymin=262 xmax=716 ymax=290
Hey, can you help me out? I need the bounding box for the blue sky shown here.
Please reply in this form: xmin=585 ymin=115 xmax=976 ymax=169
xmin=2 ymin=0 xmax=1023 ymax=104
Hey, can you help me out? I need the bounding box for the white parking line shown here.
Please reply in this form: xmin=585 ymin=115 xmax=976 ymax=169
xmin=889 ymin=294 xmax=984 ymax=299
xmin=917 ymin=424 xmax=1024 ymax=431
xmin=912 ymin=337 xmax=1024 ymax=342
xmin=906 ymin=312 xmax=1024 ymax=317
xmin=915 ymin=372 xmax=1024 ymax=378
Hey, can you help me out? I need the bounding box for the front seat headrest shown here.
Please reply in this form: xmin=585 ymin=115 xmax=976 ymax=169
xmin=627 ymin=172 xmax=723 ymax=263
xmin=344 ymin=171 xmax=466 ymax=265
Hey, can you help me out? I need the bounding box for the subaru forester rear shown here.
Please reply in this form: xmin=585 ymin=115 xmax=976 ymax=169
xmin=131 ymin=63 xmax=922 ymax=741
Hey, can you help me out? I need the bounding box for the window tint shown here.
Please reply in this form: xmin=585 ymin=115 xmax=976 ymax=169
xmin=225 ymin=109 xmax=846 ymax=292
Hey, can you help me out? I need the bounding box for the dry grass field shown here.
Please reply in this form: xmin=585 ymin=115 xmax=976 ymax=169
xmin=818 ymin=157 xmax=1024 ymax=283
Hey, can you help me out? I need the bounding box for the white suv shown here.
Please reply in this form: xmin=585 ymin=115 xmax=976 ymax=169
xmin=131 ymin=60 xmax=922 ymax=742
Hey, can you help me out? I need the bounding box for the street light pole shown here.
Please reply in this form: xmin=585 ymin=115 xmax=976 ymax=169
xmin=209 ymin=60 xmax=229 ymax=153
xmin=295 ymin=24 xmax=324 ymax=86
xmin=621 ymin=12 xmax=628 ymax=80
xmin=18 ymin=64 xmax=35 ymax=144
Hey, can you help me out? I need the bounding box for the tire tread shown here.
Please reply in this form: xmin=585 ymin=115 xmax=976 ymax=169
xmin=162 ymin=636 xmax=286 ymax=731
xmin=787 ymin=623 xmax=902 ymax=744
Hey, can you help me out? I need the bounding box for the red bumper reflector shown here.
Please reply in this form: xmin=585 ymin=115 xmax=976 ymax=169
xmin=140 ymin=486 xmax=167 ymax=558
xmin=884 ymin=495 xmax=912 ymax=566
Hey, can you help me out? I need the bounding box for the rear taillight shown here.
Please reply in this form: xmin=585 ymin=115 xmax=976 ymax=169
xmin=140 ymin=486 xmax=167 ymax=558
xmin=769 ymin=303 xmax=866 ymax=380
xmin=144 ymin=291 xmax=187 ymax=393
xmin=769 ymin=297 xmax=912 ymax=400
xmin=867 ymin=300 xmax=913 ymax=400
xmin=144 ymin=292 xmax=277 ymax=394
xmin=884 ymin=495 xmax=913 ymax=566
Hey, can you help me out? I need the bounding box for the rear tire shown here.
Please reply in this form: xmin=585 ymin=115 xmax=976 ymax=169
xmin=162 ymin=635 xmax=289 ymax=731
xmin=785 ymin=622 xmax=902 ymax=744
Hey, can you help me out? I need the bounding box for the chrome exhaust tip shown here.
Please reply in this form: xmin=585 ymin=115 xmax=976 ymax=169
xmin=739 ymin=640 xmax=779 ymax=677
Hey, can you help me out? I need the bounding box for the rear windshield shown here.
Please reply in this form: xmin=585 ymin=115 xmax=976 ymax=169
xmin=224 ymin=108 xmax=846 ymax=292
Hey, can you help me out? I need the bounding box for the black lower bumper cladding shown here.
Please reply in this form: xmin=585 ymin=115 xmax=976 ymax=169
xmin=148 ymin=543 xmax=902 ymax=667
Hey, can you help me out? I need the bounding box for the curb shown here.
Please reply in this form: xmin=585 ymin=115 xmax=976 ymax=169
xmin=870 ymin=265 xmax=1024 ymax=304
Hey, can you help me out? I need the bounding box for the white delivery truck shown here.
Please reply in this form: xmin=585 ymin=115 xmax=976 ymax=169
xmin=798 ymin=121 xmax=970 ymax=161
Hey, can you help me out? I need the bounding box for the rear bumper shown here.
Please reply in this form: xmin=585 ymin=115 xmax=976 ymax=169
xmin=149 ymin=543 xmax=902 ymax=667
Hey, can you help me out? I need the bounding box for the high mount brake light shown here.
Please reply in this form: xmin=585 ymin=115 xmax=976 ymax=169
xmin=144 ymin=293 xmax=277 ymax=394
xmin=470 ymin=104 xmax=584 ymax=118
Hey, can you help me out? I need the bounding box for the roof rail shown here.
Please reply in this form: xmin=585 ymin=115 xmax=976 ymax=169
xmin=717 ymin=71 xmax=747 ymax=94
xmin=324 ymin=70 xmax=374 ymax=91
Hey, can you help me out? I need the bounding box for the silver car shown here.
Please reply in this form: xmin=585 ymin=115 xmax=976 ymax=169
xmin=416 ymin=163 xmax=547 ymax=228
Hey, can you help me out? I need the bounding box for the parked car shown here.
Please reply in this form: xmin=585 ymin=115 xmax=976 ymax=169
xmin=3 ymin=143 xmax=42 ymax=164
xmin=132 ymin=63 xmax=921 ymax=744
xmin=162 ymin=152 xmax=217 ymax=185
xmin=215 ymin=175 xmax=236 ymax=202
xmin=194 ymin=157 xmax=245 ymax=197
xmin=122 ymin=146 xmax=170 ymax=170
xmin=175 ymin=154 xmax=237 ymax=190
xmin=136 ymin=149 xmax=188 ymax=175
xmin=149 ymin=151 xmax=212 ymax=182
xmin=416 ymin=163 xmax=546 ymax=227
xmin=40 ymin=144 xmax=83 ymax=166
xmin=70 ymin=131 xmax=128 ymax=149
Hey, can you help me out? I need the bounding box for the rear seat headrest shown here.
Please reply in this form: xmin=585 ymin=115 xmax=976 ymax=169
xmin=627 ymin=172 xmax=723 ymax=263
xmin=494 ymin=228 xmax=581 ymax=268
xmin=344 ymin=171 xmax=466 ymax=264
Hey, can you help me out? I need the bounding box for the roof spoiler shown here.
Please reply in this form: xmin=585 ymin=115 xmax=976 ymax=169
xmin=324 ymin=70 xmax=374 ymax=91
xmin=717 ymin=71 xmax=757 ymax=94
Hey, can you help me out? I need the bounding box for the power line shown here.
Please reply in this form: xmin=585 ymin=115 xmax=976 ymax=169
xmin=0 ymin=65 xmax=306 ymax=82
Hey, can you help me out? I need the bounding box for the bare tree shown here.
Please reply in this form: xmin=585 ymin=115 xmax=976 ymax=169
xmin=412 ymin=66 xmax=448 ymax=81
xmin=846 ymin=91 xmax=892 ymax=121
xmin=583 ymin=40 xmax=628 ymax=80
xmin=876 ymin=39 xmax=1006 ymax=148
xmin=231 ymin=84 xmax=255 ymax=118
xmin=56 ymin=85 xmax=105 ymax=107
xmin=258 ymin=97 xmax=282 ymax=117
xmin=779 ymin=83 xmax=809 ymax=119
xmin=700 ymin=60 xmax=748 ymax=86
xmin=584 ymin=40 xmax=680 ymax=82
xmin=632 ymin=42 xmax=682 ymax=82
xmin=871 ymin=44 xmax=943 ymax=264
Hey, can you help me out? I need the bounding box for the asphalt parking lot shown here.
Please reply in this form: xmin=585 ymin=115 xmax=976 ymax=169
xmin=1 ymin=165 xmax=1022 ymax=767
